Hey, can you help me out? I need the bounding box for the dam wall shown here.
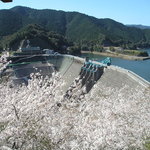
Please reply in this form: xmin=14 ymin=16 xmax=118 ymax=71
xmin=108 ymin=65 xmax=150 ymax=88
xmin=5 ymin=54 xmax=150 ymax=90
xmin=53 ymin=55 xmax=150 ymax=90
xmin=46 ymin=55 xmax=85 ymax=92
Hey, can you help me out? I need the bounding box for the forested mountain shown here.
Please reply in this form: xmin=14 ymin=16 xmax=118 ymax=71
xmin=127 ymin=24 xmax=150 ymax=29
xmin=1 ymin=6 xmax=150 ymax=49
xmin=0 ymin=24 xmax=73 ymax=54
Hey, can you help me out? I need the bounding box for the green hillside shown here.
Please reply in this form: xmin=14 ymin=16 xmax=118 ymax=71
xmin=0 ymin=24 xmax=72 ymax=54
xmin=0 ymin=6 xmax=150 ymax=49
xmin=0 ymin=9 xmax=22 ymax=36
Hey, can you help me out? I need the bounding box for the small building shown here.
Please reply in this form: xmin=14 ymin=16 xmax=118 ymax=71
xmin=43 ymin=49 xmax=54 ymax=54
xmin=19 ymin=39 xmax=42 ymax=55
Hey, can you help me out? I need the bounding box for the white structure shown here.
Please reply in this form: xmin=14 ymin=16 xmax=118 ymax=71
xmin=43 ymin=49 xmax=54 ymax=54
xmin=19 ymin=39 xmax=41 ymax=54
xmin=20 ymin=47 xmax=41 ymax=52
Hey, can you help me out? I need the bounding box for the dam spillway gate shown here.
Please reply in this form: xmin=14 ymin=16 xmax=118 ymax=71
xmin=64 ymin=61 xmax=105 ymax=100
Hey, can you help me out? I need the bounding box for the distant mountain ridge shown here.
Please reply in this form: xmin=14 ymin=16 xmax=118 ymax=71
xmin=1 ymin=6 xmax=150 ymax=49
xmin=127 ymin=24 xmax=150 ymax=29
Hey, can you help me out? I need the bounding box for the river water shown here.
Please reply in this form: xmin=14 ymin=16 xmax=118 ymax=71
xmin=81 ymin=49 xmax=150 ymax=82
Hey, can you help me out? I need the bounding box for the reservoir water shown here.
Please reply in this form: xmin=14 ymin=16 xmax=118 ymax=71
xmin=81 ymin=49 xmax=150 ymax=82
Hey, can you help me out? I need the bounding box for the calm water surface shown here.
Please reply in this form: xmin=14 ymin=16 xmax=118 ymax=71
xmin=81 ymin=49 xmax=150 ymax=82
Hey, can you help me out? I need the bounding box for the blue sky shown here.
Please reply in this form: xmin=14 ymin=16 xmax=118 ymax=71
xmin=0 ymin=0 xmax=150 ymax=26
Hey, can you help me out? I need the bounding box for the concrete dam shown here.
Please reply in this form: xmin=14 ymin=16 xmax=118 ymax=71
xmin=0 ymin=54 xmax=150 ymax=149
xmin=6 ymin=54 xmax=150 ymax=90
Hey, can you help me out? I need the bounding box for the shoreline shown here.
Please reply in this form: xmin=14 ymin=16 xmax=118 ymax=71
xmin=81 ymin=51 xmax=150 ymax=61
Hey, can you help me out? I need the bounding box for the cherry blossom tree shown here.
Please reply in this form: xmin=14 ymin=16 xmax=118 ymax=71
xmin=0 ymin=70 xmax=150 ymax=149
